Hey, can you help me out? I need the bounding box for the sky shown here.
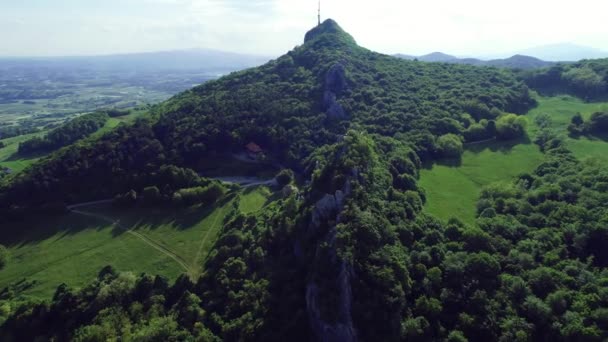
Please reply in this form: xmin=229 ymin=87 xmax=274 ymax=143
xmin=1 ymin=0 xmax=608 ymax=57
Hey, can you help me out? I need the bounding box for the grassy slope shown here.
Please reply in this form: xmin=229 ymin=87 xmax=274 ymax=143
xmin=527 ymin=95 xmax=608 ymax=165
xmin=420 ymin=95 xmax=608 ymax=225
xmin=0 ymin=186 xmax=272 ymax=299
xmin=0 ymin=132 xmax=44 ymax=172
xmin=419 ymin=139 xmax=543 ymax=225
xmin=0 ymin=214 xmax=180 ymax=299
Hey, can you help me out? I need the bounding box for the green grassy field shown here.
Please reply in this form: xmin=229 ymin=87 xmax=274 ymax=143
xmin=419 ymin=95 xmax=608 ymax=225
xmin=527 ymin=95 xmax=608 ymax=165
xmin=419 ymin=139 xmax=543 ymax=225
xmin=0 ymin=186 xmax=273 ymax=299
xmin=0 ymin=132 xmax=45 ymax=173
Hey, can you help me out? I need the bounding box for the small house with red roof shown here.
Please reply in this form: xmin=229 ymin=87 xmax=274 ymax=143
xmin=245 ymin=142 xmax=263 ymax=160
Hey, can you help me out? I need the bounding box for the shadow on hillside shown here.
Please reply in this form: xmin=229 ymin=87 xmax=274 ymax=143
xmin=5 ymin=150 xmax=48 ymax=162
xmin=467 ymin=136 xmax=532 ymax=154
xmin=0 ymin=214 xmax=110 ymax=248
xmin=569 ymin=132 xmax=608 ymax=142
xmin=106 ymin=193 xmax=239 ymax=238
xmin=1 ymin=185 xmax=280 ymax=248
xmin=0 ymin=193 xmax=238 ymax=248
xmin=421 ymin=135 xmax=533 ymax=170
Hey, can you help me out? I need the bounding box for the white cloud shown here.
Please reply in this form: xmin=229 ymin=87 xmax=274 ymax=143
xmin=0 ymin=0 xmax=607 ymax=56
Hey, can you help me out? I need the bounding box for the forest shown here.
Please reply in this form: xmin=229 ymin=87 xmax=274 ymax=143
xmin=1 ymin=19 xmax=608 ymax=341
xmin=523 ymin=59 xmax=608 ymax=101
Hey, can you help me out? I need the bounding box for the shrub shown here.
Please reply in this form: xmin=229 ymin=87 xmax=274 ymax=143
xmin=496 ymin=114 xmax=527 ymax=140
xmin=142 ymin=186 xmax=161 ymax=205
xmin=176 ymin=183 xmax=226 ymax=207
xmin=276 ymin=169 xmax=294 ymax=187
xmin=586 ymin=112 xmax=608 ymax=133
xmin=436 ymin=134 xmax=463 ymax=158
xmin=113 ymin=190 xmax=137 ymax=207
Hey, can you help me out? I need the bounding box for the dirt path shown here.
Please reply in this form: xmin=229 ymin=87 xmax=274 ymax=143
xmin=67 ymin=200 xmax=113 ymax=210
xmin=190 ymin=205 xmax=227 ymax=279
xmin=212 ymin=176 xmax=277 ymax=188
xmin=71 ymin=209 xmax=193 ymax=277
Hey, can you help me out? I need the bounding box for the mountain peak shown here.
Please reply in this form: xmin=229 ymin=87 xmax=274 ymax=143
xmin=304 ymin=19 xmax=356 ymax=46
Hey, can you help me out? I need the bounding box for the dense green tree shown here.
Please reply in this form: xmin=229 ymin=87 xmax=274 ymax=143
xmin=275 ymin=169 xmax=294 ymax=187
xmin=523 ymin=59 xmax=608 ymax=100
xmin=587 ymin=111 xmax=608 ymax=133
xmin=436 ymin=133 xmax=464 ymax=158
xmin=18 ymin=112 xmax=108 ymax=154
xmin=496 ymin=114 xmax=527 ymax=140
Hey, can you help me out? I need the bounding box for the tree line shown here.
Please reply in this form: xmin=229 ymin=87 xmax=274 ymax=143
xmin=18 ymin=112 xmax=109 ymax=155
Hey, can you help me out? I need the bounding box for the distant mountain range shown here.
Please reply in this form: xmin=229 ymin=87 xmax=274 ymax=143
xmin=515 ymin=43 xmax=608 ymax=62
xmin=395 ymin=52 xmax=555 ymax=70
xmin=396 ymin=43 xmax=608 ymax=69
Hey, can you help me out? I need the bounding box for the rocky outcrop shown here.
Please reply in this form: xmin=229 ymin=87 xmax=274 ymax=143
xmin=323 ymin=63 xmax=349 ymax=121
xmin=310 ymin=190 xmax=345 ymax=229
xmin=325 ymin=64 xmax=346 ymax=95
xmin=305 ymin=173 xmax=357 ymax=342
xmin=306 ymin=260 xmax=356 ymax=342
xmin=323 ymin=91 xmax=348 ymax=121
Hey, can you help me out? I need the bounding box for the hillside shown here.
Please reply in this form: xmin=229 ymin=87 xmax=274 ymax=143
xmin=2 ymin=19 xmax=608 ymax=342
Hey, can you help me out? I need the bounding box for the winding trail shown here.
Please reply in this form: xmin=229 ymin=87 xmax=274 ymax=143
xmin=71 ymin=209 xmax=193 ymax=277
xmin=212 ymin=176 xmax=277 ymax=188
xmin=190 ymin=205 xmax=227 ymax=279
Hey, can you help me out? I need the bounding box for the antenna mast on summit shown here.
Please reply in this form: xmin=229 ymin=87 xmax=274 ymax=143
xmin=318 ymin=0 xmax=321 ymax=26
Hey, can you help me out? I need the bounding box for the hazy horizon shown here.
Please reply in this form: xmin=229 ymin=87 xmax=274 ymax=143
xmin=2 ymin=0 xmax=608 ymax=58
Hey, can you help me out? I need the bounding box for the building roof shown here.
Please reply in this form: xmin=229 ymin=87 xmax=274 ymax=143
xmin=246 ymin=142 xmax=263 ymax=153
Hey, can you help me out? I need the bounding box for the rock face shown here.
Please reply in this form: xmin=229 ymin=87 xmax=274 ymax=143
xmin=323 ymin=63 xmax=349 ymax=121
xmin=311 ymin=190 xmax=345 ymax=228
xmin=325 ymin=64 xmax=346 ymax=95
xmin=323 ymin=91 xmax=347 ymax=120
xmin=306 ymin=173 xmax=357 ymax=342
xmin=306 ymin=260 xmax=356 ymax=342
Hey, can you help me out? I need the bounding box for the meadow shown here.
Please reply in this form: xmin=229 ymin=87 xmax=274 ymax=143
xmin=526 ymin=95 xmax=608 ymax=164
xmin=0 ymin=186 xmax=273 ymax=299
xmin=0 ymin=132 xmax=44 ymax=173
xmin=419 ymin=95 xmax=608 ymax=225
xmin=419 ymin=139 xmax=543 ymax=225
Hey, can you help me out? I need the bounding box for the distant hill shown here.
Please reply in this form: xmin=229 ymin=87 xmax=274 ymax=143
xmin=395 ymin=52 xmax=554 ymax=70
xmin=418 ymin=52 xmax=459 ymax=63
xmin=517 ymin=43 xmax=608 ymax=62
